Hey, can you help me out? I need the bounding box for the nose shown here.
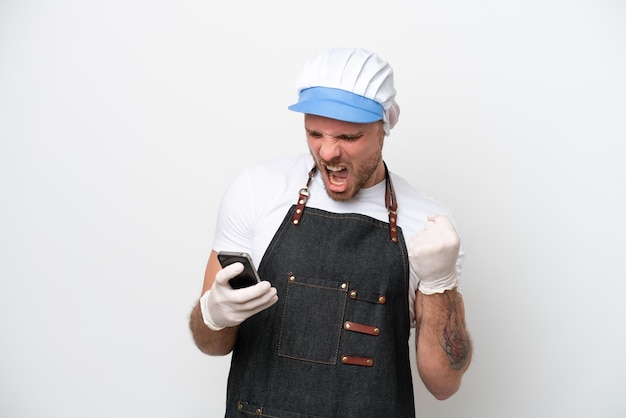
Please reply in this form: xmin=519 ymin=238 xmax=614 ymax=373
xmin=318 ymin=137 xmax=341 ymax=161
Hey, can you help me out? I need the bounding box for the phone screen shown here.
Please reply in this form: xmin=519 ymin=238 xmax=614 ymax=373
xmin=217 ymin=251 xmax=261 ymax=289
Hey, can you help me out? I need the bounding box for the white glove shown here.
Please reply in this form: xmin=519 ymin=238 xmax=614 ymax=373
xmin=200 ymin=262 xmax=278 ymax=331
xmin=408 ymin=214 xmax=460 ymax=295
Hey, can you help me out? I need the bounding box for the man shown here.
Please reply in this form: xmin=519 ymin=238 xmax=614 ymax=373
xmin=189 ymin=47 xmax=472 ymax=417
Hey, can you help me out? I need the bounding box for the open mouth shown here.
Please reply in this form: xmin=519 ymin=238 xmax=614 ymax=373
xmin=325 ymin=164 xmax=349 ymax=186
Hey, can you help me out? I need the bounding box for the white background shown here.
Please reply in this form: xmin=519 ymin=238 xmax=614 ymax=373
xmin=1 ymin=0 xmax=625 ymax=417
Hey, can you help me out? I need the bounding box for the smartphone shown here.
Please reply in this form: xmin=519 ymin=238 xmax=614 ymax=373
xmin=217 ymin=251 xmax=262 ymax=289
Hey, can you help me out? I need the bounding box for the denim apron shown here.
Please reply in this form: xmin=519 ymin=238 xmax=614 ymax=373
xmin=225 ymin=165 xmax=415 ymax=418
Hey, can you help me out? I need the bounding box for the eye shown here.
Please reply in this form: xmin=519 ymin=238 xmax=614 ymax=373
xmin=337 ymin=134 xmax=362 ymax=142
xmin=307 ymin=131 xmax=323 ymax=139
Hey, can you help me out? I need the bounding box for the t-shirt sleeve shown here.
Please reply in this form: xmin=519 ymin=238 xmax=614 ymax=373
xmin=211 ymin=169 xmax=257 ymax=255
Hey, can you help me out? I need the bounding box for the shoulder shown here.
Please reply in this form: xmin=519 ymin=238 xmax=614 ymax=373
xmin=220 ymin=153 xmax=315 ymax=217
xmin=391 ymin=173 xmax=454 ymax=216
xmin=213 ymin=154 xmax=315 ymax=261
xmin=390 ymin=172 xmax=457 ymax=239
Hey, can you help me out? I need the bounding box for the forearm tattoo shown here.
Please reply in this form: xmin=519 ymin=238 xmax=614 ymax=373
xmin=439 ymin=292 xmax=471 ymax=370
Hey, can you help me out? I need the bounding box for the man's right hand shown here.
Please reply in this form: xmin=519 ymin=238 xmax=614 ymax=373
xmin=199 ymin=262 xmax=278 ymax=331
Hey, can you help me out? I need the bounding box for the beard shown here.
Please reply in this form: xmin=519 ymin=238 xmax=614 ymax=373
xmin=314 ymin=151 xmax=383 ymax=202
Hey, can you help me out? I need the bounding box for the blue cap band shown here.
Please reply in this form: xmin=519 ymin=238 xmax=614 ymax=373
xmin=288 ymin=87 xmax=384 ymax=123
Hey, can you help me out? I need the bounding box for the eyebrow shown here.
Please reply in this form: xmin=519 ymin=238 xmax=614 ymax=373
xmin=305 ymin=127 xmax=364 ymax=140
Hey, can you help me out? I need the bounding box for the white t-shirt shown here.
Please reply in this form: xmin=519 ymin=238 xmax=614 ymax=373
xmin=212 ymin=153 xmax=464 ymax=327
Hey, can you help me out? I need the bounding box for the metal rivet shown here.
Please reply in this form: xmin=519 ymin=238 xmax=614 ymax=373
xmin=256 ymin=408 xmax=262 ymax=414
xmin=373 ymin=328 xmax=380 ymax=335
xmin=299 ymin=199 xmax=305 ymax=204
xmin=390 ymin=216 xmax=396 ymax=222
xmin=341 ymin=356 xmax=348 ymax=363
xmin=341 ymin=283 xmax=347 ymax=289
xmin=349 ymin=290 xmax=357 ymax=298
xmin=296 ymin=208 xmax=302 ymax=214
xmin=344 ymin=322 xmax=351 ymax=329
xmin=293 ymin=219 xmax=299 ymax=225
xmin=289 ymin=275 xmax=295 ymax=281
xmin=366 ymin=359 xmax=373 ymax=366
xmin=391 ymin=237 xmax=397 ymax=242
xmin=378 ymin=295 xmax=386 ymax=304
xmin=238 ymin=403 xmax=243 ymax=410
xmin=391 ymin=227 xmax=396 ymax=232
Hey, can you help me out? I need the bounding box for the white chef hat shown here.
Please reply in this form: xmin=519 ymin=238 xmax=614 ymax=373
xmin=288 ymin=47 xmax=400 ymax=135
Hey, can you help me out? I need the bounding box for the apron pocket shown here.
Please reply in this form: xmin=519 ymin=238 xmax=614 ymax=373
xmin=277 ymin=274 xmax=348 ymax=364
